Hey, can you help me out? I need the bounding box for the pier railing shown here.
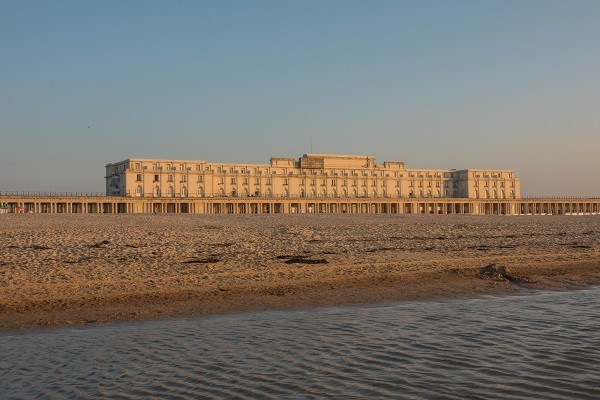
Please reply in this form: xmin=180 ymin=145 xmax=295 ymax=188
xmin=521 ymin=196 xmax=600 ymax=200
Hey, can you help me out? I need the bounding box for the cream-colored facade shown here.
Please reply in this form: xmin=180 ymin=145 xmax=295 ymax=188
xmin=105 ymin=154 xmax=521 ymax=199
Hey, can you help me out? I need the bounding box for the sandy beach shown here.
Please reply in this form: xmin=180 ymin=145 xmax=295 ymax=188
xmin=1 ymin=214 xmax=599 ymax=331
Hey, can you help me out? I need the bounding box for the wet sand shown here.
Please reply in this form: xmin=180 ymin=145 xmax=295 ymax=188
xmin=1 ymin=214 xmax=599 ymax=331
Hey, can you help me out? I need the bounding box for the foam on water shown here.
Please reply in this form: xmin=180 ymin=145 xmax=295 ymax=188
xmin=2 ymin=289 xmax=599 ymax=399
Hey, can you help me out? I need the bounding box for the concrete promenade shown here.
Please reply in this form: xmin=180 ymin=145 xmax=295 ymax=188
xmin=1 ymin=195 xmax=599 ymax=215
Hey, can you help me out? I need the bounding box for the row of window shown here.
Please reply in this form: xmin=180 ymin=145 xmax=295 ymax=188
xmin=472 ymin=172 xmax=514 ymax=179
xmin=128 ymin=162 xmax=515 ymax=181
xmin=474 ymin=181 xmax=515 ymax=188
xmin=134 ymin=186 xmax=448 ymax=198
xmin=134 ymin=185 xmax=516 ymax=199
xmin=137 ymin=174 xmax=199 ymax=183
xmin=130 ymin=163 xmax=477 ymax=179
xmin=475 ymin=189 xmax=516 ymax=198
xmin=135 ymin=173 xmax=515 ymax=191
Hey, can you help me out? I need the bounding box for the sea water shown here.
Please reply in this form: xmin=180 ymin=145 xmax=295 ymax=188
xmin=1 ymin=288 xmax=599 ymax=399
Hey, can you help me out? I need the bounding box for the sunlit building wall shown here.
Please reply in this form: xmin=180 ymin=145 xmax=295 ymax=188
xmin=105 ymin=154 xmax=520 ymax=199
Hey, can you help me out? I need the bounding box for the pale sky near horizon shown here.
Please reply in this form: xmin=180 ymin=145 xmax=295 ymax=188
xmin=1 ymin=0 xmax=599 ymax=196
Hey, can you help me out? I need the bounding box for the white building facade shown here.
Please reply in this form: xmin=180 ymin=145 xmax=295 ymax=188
xmin=105 ymin=154 xmax=521 ymax=199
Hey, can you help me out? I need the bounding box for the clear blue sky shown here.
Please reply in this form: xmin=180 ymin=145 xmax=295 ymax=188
xmin=1 ymin=0 xmax=599 ymax=195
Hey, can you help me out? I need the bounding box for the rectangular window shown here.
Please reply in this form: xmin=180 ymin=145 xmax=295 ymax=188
xmin=231 ymin=177 xmax=236 ymax=184
xmin=136 ymin=174 xmax=142 ymax=181
xmin=255 ymin=178 xmax=260 ymax=184
xmin=168 ymin=175 xmax=173 ymax=182
xmin=198 ymin=176 xmax=204 ymax=183
xmin=181 ymin=175 xmax=187 ymax=182
xmin=153 ymin=174 xmax=159 ymax=181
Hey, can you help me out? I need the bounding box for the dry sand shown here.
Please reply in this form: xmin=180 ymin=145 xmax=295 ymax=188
xmin=1 ymin=214 xmax=599 ymax=331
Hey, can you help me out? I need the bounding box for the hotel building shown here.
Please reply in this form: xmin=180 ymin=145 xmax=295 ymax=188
xmin=105 ymin=154 xmax=521 ymax=200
